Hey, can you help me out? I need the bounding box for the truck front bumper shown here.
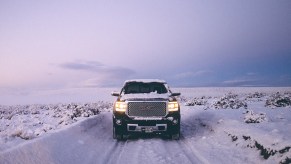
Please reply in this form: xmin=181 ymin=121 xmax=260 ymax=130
xmin=113 ymin=112 xmax=180 ymax=134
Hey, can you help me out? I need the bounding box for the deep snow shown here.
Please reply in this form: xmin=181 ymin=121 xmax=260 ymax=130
xmin=0 ymin=87 xmax=291 ymax=164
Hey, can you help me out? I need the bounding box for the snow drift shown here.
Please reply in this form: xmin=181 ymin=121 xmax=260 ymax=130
xmin=1 ymin=88 xmax=291 ymax=164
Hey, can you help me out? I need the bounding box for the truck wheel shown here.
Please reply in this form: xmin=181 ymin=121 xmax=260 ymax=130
xmin=113 ymin=126 xmax=123 ymax=140
xmin=171 ymin=133 xmax=180 ymax=140
xmin=171 ymin=124 xmax=180 ymax=140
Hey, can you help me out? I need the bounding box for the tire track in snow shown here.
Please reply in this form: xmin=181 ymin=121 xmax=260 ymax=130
xmin=88 ymin=112 xmax=129 ymax=164
xmin=100 ymin=141 xmax=119 ymax=164
xmin=83 ymin=112 xmax=208 ymax=164
xmin=88 ymin=113 xmax=128 ymax=164
xmin=179 ymin=135 xmax=210 ymax=164
xmin=114 ymin=140 xmax=128 ymax=163
xmin=143 ymin=139 xmax=173 ymax=164
xmin=115 ymin=139 xmax=147 ymax=163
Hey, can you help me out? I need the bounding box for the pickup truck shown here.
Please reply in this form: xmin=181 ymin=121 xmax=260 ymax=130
xmin=111 ymin=79 xmax=181 ymax=140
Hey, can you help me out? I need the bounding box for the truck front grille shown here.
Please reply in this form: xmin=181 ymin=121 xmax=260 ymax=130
xmin=127 ymin=102 xmax=167 ymax=117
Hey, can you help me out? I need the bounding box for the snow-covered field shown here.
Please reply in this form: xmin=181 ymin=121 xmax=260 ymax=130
xmin=0 ymin=87 xmax=291 ymax=164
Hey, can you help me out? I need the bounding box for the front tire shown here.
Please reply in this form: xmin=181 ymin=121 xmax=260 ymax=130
xmin=171 ymin=132 xmax=180 ymax=140
xmin=113 ymin=126 xmax=123 ymax=140
xmin=170 ymin=123 xmax=180 ymax=140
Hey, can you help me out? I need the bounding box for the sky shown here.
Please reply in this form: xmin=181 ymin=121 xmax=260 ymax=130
xmin=1 ymin=0 xmax=291 ymax=96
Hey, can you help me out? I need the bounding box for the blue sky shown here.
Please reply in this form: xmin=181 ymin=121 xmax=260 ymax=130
xmin=0 ymin=0 xmax=291 ymax=91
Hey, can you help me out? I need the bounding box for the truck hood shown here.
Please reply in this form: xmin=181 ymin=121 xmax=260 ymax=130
xmin=120 ymin=93 xmax=170 ymax=101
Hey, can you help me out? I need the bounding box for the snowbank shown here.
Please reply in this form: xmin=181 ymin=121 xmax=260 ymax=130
xmin=0 ymin=102 xmax=112 ymax=151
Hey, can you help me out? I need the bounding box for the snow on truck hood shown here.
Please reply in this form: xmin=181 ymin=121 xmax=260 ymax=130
xmin=120 ymin=92 xmax=170 ymax=101
xmin=124 ymin=79 xmax=166 ymax=84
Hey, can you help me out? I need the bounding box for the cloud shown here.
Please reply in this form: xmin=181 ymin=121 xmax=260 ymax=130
xmin=59 ymin=60 xmax=135 ymax=87
xmin=222 ymin=79 xmax=258 ymax=86
xmin=175 ymin=70 xmax=213 ymax=79
xmin=60 ymin=61 xmax=105 ymax=72
xmin=246 ymin=72 xmax=257 ymax=76
xmin=79 ymin=76 xmax=124 ymax=88
xmin=59 ymin=60 xmax=135 ymax=75
xmin=222 ymin=73 xmax=261 ymax=86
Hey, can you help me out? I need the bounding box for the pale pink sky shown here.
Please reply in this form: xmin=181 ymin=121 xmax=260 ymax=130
xmin=0 ymin=0 xmax=290 ymax=92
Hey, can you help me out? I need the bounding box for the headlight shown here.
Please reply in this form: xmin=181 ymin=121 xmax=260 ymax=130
xmin=115 ymin=101 xmax=127 ymax=112
xmin=168 ymin=102 xmax=179 ymax=111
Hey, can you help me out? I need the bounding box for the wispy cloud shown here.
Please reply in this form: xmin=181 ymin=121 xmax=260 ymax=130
xmin=222 ymin=73 xmax=261 ymax=86
xmin=222 ymin=79 xmax=259 ymax=86
xmin=246 ymin=72 xmax=257 ymax=76
xmin=175 ymin=70 xmax=213 ymax=79
xmin=59 ymin=60 xmax=135 ymax=87
xmin=60 ymin=61 xmax=104 ymax=71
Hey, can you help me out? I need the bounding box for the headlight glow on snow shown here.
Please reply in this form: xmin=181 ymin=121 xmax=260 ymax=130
xmin=168 ymin=102 xmax=179 ymax=111
xmin=115 ymin=102 xmax=127 ymax=112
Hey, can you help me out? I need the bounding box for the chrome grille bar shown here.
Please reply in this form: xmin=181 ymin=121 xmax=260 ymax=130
xmin=127 ymin=101 xmax=167 ymax=117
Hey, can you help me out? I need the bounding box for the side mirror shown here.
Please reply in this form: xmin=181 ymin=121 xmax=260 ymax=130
xmin=111 ymin=91 xmax=120 ymax=97
xmin=171 ymin=92 xmax=181 ymax=97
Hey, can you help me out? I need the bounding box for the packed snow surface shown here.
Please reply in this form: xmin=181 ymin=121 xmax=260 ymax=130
xmin=0 ymin=87 xmax=291 ymax=164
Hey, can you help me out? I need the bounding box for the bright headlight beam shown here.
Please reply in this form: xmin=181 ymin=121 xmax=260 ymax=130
xmin=115 ymin=102 xmax=127 ymax=112
xmin=168 ymin=102 xmax=179 ymax=111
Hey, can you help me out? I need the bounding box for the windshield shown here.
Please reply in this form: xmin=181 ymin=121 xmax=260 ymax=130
xmin=122 ymin=82 xmax=168 ymax=94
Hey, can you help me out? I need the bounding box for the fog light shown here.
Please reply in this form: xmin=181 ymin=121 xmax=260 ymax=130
xmin=116 ymin=119 xmax=122 ymax=125
xmin=167 ymin=117 xmax=174 ymax=121
xmin=173 ymin=119 xmax=178 ymax=125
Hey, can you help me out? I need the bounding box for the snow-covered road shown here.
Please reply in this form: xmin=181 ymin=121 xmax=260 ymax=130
xmin=1 ymin=111 xmax=211 ymax=164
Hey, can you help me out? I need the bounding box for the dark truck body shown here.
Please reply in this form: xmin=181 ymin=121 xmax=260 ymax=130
xmin=111 ymin=79 xmax=181 ymax=140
